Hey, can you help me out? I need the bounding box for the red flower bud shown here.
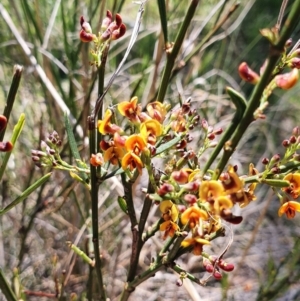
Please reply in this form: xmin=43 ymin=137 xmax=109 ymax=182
xmin=183 ymin=194 xmax=198 ymax=204
xmin=214 ymin=128 xmax=223 ymax=135
xmin=115 ymin=14 xmax=122 ymax=28
xmin=207 ymin=133 xmax=215 ymax=140
xmin=0 ymin=141 xmax=13 ymax=152
xmin=262 ymin=157 xmax=269 ymax=165
xmin=171 ymin=170 xmax=189 ymax=184
xmin=292 ymin=126 xmax=300 ymax=136
xmin=238 ymin=62 xmax=260 ymax=84
xmin=201 ymin=119 xmax=208 ymax=131
xmin=218 ymin=259 xmax=234 ymax=272
xmin=275 ymin=68 xmax=299 ymax=90
xmin=282 ymin=139 xmax=290 ymax=147
xmin=80 ymin=16 xmax=92 ymax=33
xmin=289 ymin=135 xmax=297 ymax=144
xmin=213 ymin=270 xmax=222 ymax=280
xmin=157 ymin=183 xmax=174 ymax=196
xmin=0 ymin=115 xmax=7 ymax=132
xmin=101 ymin=10 xmax=113 ymax=30
xmin=287 ymin=58 xmax=300 ymax=69
xmin=79 ymin=29 xmax=95 ymax=42
xmin=111 ymin=23 xmax=126 ymax=40
xmin=203 ymin=258 xmax=214 ymax=273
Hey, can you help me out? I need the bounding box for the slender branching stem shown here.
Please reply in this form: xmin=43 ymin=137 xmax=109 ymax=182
xmin=215 ymin=0 xmax=300 ymax=176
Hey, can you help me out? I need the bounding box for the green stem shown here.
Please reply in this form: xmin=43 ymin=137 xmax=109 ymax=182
xmin=156 ymin=0 xmax=200 ymax=102
xmin=0 ymin=65 xmax=23 ymax=141
xmin=171 ymin=263 xmax=204 ymax=286
xmin=157 ymin=0 xmax=169 ymax=46
xmin=88 ymin=117 xmax=106 ymax=301
xmin=215 ymin=0 xmax=300 ymax=176
xmin=120 ymin=173 xmax=139 ymax=282
xmin=170 ymin=2 xmax=239 ymax=82
xmin=142 ymin=217 xmax=163 ymax=242
xmin=119 ymin=260 xmax=164 ymax=301
xmin=0 ymin=268 xmax=18 ymax=301
xmin=202 ymin=87 xmax=247 ymax=177
xmin=139 ymin=182 xmax=154 ymax=235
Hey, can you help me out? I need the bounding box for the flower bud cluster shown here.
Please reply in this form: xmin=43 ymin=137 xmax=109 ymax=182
xmin=79 ymin=11 xmax=126 ymax=66
xmin=203 ymin=255 xmax=234 ymax=279
xmin=31 ymin=131 xmax=62 ymax=168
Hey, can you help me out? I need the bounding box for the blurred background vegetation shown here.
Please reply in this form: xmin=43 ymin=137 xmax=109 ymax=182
xmin=0 ymin=0 xmax=300 ymax=300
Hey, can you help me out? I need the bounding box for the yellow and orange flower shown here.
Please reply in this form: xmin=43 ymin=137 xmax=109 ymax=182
xmin=121 ymin=151 xmax=144 ymax=173
xmin=199 ymin=180 xmax=224 ymax=201
xmin=90 ymin=153 xmax=104 ymax=167
xmin=125 ymin=134 xmax=147 ymax=155
xmin=170 ymin=115 xmax=186 ymax=133
xmin=278 ymin=200 xmax=300 ymax=219
xmin=98 ymin=109 xmax=122 ymax=135
xmin=181 ymin=205 xmax=208 ymax=228
xmin=159 ymin=201 xmax=180 ymax=239
xmin=160 ymin=220 xmax=180 ymax=240
xmin=118 ymin=96 xmax=142 ymax=123
xmin=181 ymin=235 xmax=210 ymax=255
xmin=160 ymin=200 xmax=179 ymax=221
xmin=220 ymin=166 xmax=243 ymax=195
xmin=140 ymin=119 xmax=162 ymax=145
xmin=282 ymin=173 xmax=300 ymax=199
xmin=213 ymin=196 xmax=233 ymax=215
xmin=230 ymin=190 xmax=256 ymax=208
xmin=146 ymin=101 xmax=167 ymax=123
xmin=103 ymin=146 xmax=125 ymax=165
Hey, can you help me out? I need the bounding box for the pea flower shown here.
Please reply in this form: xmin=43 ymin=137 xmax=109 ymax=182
xmin=90 ymin=153 xmax=104 ymax=167
xmin=140 ymin=119 xmax=162 ymax=145
xmin=181 ymin=234 xmax=210 ymax=256
xmin=118 ymin=96 xmax=142 ymax=123
xmin=220 ymin=166 xmax=243 ymax=195
xmin=159 ymin=200 xmax=179 ymax=239
xmin=181 ymin=205 xmax=208 ymax=229
xmin=121 ymin=152 xmax=144 ymax=173
xmin=282 ymin=173 xmax=300 ymax=199
xmin=278 ymin=200 xmax=300 ymax=219
xmin=98 ymin=109 xmax=122 ymax=135
xmin=146 ymin=101 xmax=167 ymax=123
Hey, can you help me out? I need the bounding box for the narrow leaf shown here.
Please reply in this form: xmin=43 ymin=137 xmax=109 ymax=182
xmin=156 ymin=135 xmax=182 ymax=155
xmin=0 ymin=172 xmax=52 ymax=216
xmin=64 ymin=113 xmax=88 ymax=181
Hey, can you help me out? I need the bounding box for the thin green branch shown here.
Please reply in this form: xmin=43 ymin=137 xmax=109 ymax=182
xmin=0 ymin=268 xmax=17 ymax=301
xmin=120 ymin=173 xmax=139 ymax=282
xmin=157 ymin=0 xmax=169 ymax=46
xmin=171 ymin=263 xmax=204 ymax=286
xmin=170 ymin=2 xmax=239 ymax=83
xmin=156 ymin=0 xmax=200 ymax=102
xmin=119 ymin=259 xmax=164 ymax=301
xmin=88 ymin=118 xmax=107 ymax=301
xmin=202 ymin=87 xmax=247 ymax=176
xmin=0 ymin=65 xmax=23 ymax=142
